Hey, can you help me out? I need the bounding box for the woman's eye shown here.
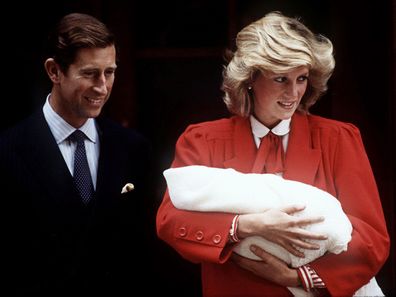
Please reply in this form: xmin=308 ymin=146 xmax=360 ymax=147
xmin=298 ymin=75 xmax=308 ymax=82
xmin=274 ymin=77 xmax=286 ymax=83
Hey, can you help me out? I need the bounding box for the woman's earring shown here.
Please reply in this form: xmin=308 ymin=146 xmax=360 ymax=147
xmin=248 ymin=86 xmax=252 ymax=90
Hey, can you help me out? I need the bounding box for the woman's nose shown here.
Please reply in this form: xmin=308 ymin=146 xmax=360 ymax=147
xmin=285 ymin=82 xmax=299 ymax=98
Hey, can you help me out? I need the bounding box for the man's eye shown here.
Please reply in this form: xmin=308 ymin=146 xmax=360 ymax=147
xmin=83 ymin=71 xmax=96 ymax=77
xmin=105 ymin=70 xmax=115 ymax=77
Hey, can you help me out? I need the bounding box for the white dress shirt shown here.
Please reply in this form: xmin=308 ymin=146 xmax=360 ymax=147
xmin=43 ymin=94 xmax=99 ymax=188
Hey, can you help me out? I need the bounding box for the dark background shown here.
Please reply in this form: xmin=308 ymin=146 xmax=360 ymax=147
xmin=1 ymin=0 xmax=394 ymax=296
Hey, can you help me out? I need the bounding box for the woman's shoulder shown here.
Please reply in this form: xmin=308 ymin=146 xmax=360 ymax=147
xmin=182 ymin=116 xmax=245 ymax=139
xmin=305 ymin=113 xmax=361 ymax=137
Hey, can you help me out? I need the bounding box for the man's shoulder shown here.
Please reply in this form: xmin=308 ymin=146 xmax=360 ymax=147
xmin=0 ymin=110 xmax=43 ymax=145
xmin=96 ymin=117 xmax=150 ymax=147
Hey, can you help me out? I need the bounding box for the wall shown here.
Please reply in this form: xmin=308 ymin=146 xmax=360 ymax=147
xmin=2 ymin=0 xmax=395 ymax=295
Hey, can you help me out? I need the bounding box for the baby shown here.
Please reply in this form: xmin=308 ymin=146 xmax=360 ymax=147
xmin=164 ymin=165 xmax=383 ymax=297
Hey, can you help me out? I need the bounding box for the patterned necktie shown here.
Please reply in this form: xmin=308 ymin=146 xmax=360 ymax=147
xmin=252 ymin=132 xmax=285 ymax=174
xmin=69 ymin=130 xmax=94 ymax=204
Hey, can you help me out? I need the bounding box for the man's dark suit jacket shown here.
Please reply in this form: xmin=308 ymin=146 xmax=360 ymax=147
xmin=0 ymin=109 xmax=157 ymax=296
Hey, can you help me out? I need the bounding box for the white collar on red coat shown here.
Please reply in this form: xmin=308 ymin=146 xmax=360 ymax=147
xmin=249 ymin=115 xmax=291 ymax=148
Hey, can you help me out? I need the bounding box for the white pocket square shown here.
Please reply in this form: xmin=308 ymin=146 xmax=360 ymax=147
xmin=121 ymin=183 xmax=134 ymax=194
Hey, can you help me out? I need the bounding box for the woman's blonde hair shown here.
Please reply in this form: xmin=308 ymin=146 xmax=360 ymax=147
xmin=222 ymin=11 xmax=335 ymax=116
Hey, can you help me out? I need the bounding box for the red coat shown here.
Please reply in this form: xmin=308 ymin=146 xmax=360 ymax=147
xmin=156 ymin=112 xmax=390 ymax=297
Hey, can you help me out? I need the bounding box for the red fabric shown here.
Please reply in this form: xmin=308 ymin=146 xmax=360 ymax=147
xmin=252 ymin=132 xmax=285 ymax=174
xmin=156 ymin=112 xmax=390 ymax=297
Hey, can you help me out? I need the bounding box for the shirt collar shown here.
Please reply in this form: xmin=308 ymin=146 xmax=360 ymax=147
xmin=43 ymin=94 xmax=98 ymax=144
xmin=250 ymin=115 xmax=291 ymax=138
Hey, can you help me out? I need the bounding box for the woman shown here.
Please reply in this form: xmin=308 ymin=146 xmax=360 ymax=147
xmin=156 ymin=11 xmax=389 ymax=296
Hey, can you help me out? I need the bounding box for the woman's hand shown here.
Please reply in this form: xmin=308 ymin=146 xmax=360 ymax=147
xmin=231 ymin=245 xmax=301 ymax=287
xmin=237 ymin=204 xmax=327 ymax=257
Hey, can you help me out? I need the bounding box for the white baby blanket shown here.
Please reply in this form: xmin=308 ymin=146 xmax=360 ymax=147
xmin=164 ymin=165 xmax=384 ymax=297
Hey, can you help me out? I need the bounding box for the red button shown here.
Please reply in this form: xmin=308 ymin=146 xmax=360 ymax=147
xmin=195 ymin=231 xmax=204 ymax=241
xmin=213 ymin=234 xmax=222 ymax=244
xmin=179 ymin=227 xmax=187 ymax=237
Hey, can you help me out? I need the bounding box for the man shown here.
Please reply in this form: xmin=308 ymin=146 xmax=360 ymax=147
xmin=0 ymin=13 xmax=155 ymax=296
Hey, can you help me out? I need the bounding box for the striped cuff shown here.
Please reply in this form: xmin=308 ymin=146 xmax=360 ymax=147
xmin=229 ymin=215 xmax=240 ymax=243
xmin=297 ymin=265 xmax=326 ymax=291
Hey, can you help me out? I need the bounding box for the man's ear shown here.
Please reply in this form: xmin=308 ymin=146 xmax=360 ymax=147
xmin=44 ymin=58 xmax=62 ymax=83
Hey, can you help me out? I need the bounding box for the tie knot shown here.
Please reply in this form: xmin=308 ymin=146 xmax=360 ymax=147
xmin=253 ymin=131 xmax=285 ymax=174
xmin=261 ymin=131 xmax=280 ymax=144
xmin=69 ymin=130 xmax=86 ymax=144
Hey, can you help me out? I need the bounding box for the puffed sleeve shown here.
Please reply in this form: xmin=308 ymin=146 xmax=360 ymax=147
xmin=310 ymin=123 xmax=390 ymax=296
xmin=156 ymin=124 xmax=236 ymax=263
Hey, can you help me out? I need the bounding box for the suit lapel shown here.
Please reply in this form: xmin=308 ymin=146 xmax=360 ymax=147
xmin=283 ymin=112 xmax=321 ymax=185
xmin=94 ymin=119 xmax=125 ymax=209
xmin=20 ymin=111 xmax=82 ymax=207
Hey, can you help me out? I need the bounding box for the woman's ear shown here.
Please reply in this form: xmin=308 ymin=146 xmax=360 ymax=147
xmin=44 ymin=58 xmax=61 ymax=83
